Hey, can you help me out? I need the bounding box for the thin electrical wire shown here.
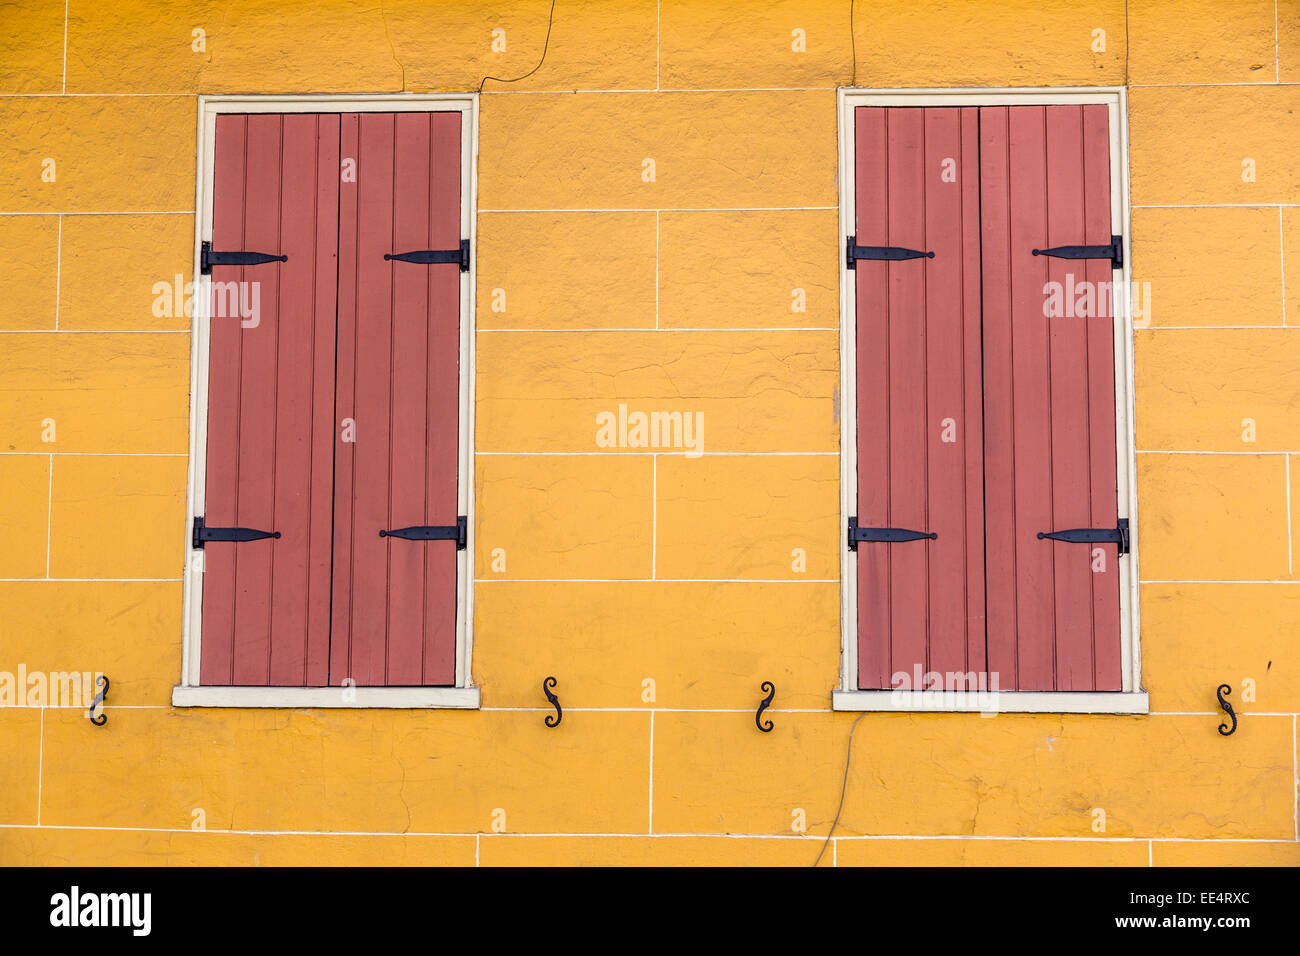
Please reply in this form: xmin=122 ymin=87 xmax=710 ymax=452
xmin=814 ymin=710 xmax=866 ymax=866
xmin=478 ymin=0 xmax=558 ymax=93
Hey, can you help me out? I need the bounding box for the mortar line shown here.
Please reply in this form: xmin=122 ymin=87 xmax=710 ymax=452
xmin=832 ymin=836 xmax=837 ymax=867
xmin=0 ymin=577 xmax=183 ymax=583
xmin=1140 ymin=450 xmax=1300 ymax=455
xmin=54 ymin=215 xmax=62 ymax=329
xmin=0 ymin=452 xmax=188 ymax=457
xmin=475 ymin=833 xmax=481 ymax=866
xmin=0 ymin=210 xmax=195 ymax=216
xmin=648 ymin=710 xmax=655 ymax=834
xmin=36 ymin=707 xmax=44 ymax=826
xmin=0 ymin=329 xmax=191 ymax=334
xmin=1148 ymin=840 xmax=1153 ymax=866
xmin=45 ymin=455 xmax=53 ymax=578
xmin=1132 ymin=203 xmax=1300 ymax=209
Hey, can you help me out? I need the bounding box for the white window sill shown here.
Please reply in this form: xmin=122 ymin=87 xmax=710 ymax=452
xmin=831 ymin=690 xmax=1149 ymax=715
xmin=171 ymin=685 xmax=480 ymax=709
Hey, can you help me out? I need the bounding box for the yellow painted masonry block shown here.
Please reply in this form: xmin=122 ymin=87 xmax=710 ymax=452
xmin=0 ymin=0 xmax=64 ymax=94
xmin=835 ymin=838 xmax=1149 ymax=867
xmin=49 ymin=455 xmax=187 ymax=580
xmin=1152 ymin=840 xmax=1300 ymax=866
xmin=1129 ymin=87 xmax=1300 ymax=206
xmin=476 ymin=331 xmax=838 ymax=453
xmin=855 ymin=0 xmax=1124 ymax=87
xmin=1131 ymin=207 xmax=1284 ymax=328
xmin=0 ymin=828 xmax=476 ymax=866
xmin=0 ymin=582 xmax=181 ymax=706
xmin=478 ymin=91 xmax=836 ymax=210
xmin=481 ymin=835 xmax=817 ymax=866
xmin=0 ymin=334 xmax=190 ymax=454
xmin=65 ymin=0 xmax=656 ymax=94
xmin=475 ymin=454 xmax=653 ymax=579
xmin=659 ymin=0 xmax=852 ymax=89
xmin=1137 ymin=453 xmax=1288 ymax=581
xmin=1128 ymin=0 xmax=1278 ymax=84
xmin=38 ymin=709 xmax=651 ymax=834
xmin=659 ymin=210 xmax=838 ymax=329
xmin=1134 ymin=330 xmax=1300 ymax=451
xmin=652 ymin=712 xmax=1295 ymax=839
xmin=0 ymin=216 xmax=59 ymax=331
xmin=1141 ymin=584 xmax=1300 ymax=713
xmin=0 ymin=709 xmax=41 ymax=826
xmin=0 ymin=456 xmax=50 ymax=578
xmin=1283 ymin=1 xmax=1300 ymax=83
xmin=656 ymin=455 xmax=838 ymax=580
xmin=473 ymin=582 xmax=839 ymax=709
xmin=0 ymin=97 xmax=195 ymax=213
xmin=61 ymin=214 xmax=194 ymax=331
xmin=476 ymin=212 xmax=657 ymax=331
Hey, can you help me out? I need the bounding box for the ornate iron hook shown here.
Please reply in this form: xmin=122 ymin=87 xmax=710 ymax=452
xmin=755 ymin=680 xmax=775 ymax=733
xmin=89 ymin=675 xmax=109 ymax=726
xmin=1216 ymin=683 xmax=1237 ymax=737
xmin=543 ymin=676 xmax=561 ymax=728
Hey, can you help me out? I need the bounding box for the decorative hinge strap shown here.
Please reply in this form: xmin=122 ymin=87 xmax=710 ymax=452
xmin=385 ymin=239 xmax=470 ymax=272
xmin=200 ymin=240 xmax=287 ymax=275
xmin=192 ymin=516 xmax=280 ymax=549
xmin=1031 ymin=234 xmax=1123 ymax=268
xmin=847 ymin=516 xmax=937 ymax=551
xmin=846 ymin=235 xmax=935 ymax=270
xmin=378 ymin=516 xmax=467 ymax=550
xmin=1037 ymin=518 xmax=1130 ymax=555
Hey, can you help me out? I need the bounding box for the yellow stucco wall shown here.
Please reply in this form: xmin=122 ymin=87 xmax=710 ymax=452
xmin=1 ymin=0 xmax=1298 ymax=866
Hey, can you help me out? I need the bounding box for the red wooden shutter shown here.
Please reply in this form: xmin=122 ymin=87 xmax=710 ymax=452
xmin=979 ymin=105 xmax=1122 ymax=691
xmin=853 ymin=107 xmax=986 ymax=690
xmin=200 ymin=114 xmax=341 ymax=686
xmin=330 ymin=112 xmax=463 ymax=687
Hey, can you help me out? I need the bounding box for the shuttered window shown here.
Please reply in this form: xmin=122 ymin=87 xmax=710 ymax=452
xmin=184 ymin=104 xmax=472 ymax=699
xmin=842 ymin=95 xmax=1139 ymax=709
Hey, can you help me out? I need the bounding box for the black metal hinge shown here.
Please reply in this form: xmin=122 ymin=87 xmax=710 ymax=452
xmin=846 ymin=235 xmax=935 ymax=270
xmin=379 ymin=516 xmax=467 ymax=550
xmin=385 ymin=239 xmax=470 ymax=272
xmin=1038 ymin=518 xmax=1129 ymax=555
xmin=1032 ymin=234 xmax=1123 ymax=269
xmin=200 ymin=240 xmax=288 ymax=275
xmin=847 ymin=516 xmax=937 ymax=551
xmin=192 ymin=515 xmax=280 ymax=549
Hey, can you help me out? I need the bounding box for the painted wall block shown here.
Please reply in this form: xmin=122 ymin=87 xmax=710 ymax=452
xmin=481 ymin=835 xmax=819 ymax=866
xmin=854 ymin=0 xmax=1125 ymax=87
xmin=658 ymin=210 xmax=839 ymax=330
xmin=0 ymin=582 xmax=180 ymax=706
xmin=0 ymin=0 xmax=64 ymax=93
xmin=1152 ymin=841 xmax=1300 ymax=866
xmin=48 ymin=455 xmax=186 ymax=580
xmin=1137 ymin=453 xmax=1289 ymax=581
xmin=1130 ymin=87 xmax=1300 ymax=206
xmin=1131 ymin=207 xmax=1284 ymax=329
xmin=475 ymin=330 xmax=838 ymax=453
xmin=476 ymin=212 xmax=657 ymax=330
xmin=0 ymin=710 xmax=42 ymax=826
xmin=1282 ymin=2 xmax=1300 ymax=83
xmin=659 ymin=0 xmax=852 ymax=89
xmin=0 ymin=334 xmax=189 ymax=454
xmin=1284 ymin=209 xmax=1300 ymax=324
xmin=656 ymin=455 xmax=838 ymax=580
xmin=0 ymin=216 xmax=59 ymax=330
xmin=61 ymin=214 xmax=194 ymax=331
xmin=0 ymin=828 xmax=477 ymax=867
xmin=475 ymin=454 xmax=653 ymax=580
xmin=472 ymin=581 xmax=839 ymax=709
xmin=0 ymin=457 xmax=50 ymax=578
xmin=0 ymin=97 xmax=195 ymax=213
xmin=1128 ymin=0 xmax=1279 ymax=84
xmin=652 ymin=712 xmax=1296 ymax=839
xmin=834 ymin=838 xmax=1149 ymax=867
xmin=1135 ymin=330 xmax=1300 ymax=451
xmin=38 ymin=708 xmax=651 ymax=834
xmin=478 ymin=91 xmax=836 ymax=210
xmin=1141 ymin=584 xmax=1300 ymax=713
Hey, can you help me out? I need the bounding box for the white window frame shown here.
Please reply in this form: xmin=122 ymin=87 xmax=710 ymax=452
xmin=175 ymin=94 xmax=479 ymax=709
xmin=833 ymin=87 xmax=1146 ymax=715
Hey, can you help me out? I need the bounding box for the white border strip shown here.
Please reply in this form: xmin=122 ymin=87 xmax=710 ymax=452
xmin=832 ymin=690 xmax=1150 ymax=714
xmin=171 ymin=686 xmax=480 ymax=709
xmin=179 ymin=93 xmax=479 ymax=706
xmin=836 ymin=86 xmax=1142 ymax=709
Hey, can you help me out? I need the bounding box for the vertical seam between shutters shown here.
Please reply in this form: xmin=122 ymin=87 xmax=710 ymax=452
xmin=921 ymin=110 xmax=931 ymax=681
